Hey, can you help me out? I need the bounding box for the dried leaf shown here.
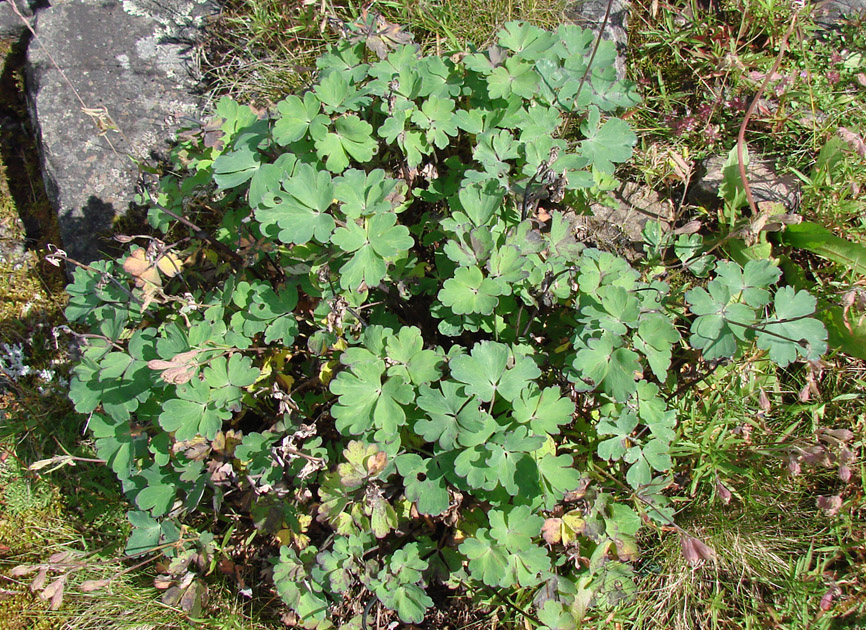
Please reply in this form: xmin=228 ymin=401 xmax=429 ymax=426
xmin=716 ymin=480 xmax=732 ymax=504
xmin=819 ymin=428 xmax=854 ymax=443
xmin=674 ymin=220 xmax=702 ymax=235
xmin=820 ymin=588 xmax=836 ymax=611
xmin=856 ymin=73 xmax=866 ymax=88
xmin=30 ymin=567 xmax=49 ymax=592
xmin=48 ymin=551 xmax=74 ymax=564
xmin=758 ymin=388 xmax=771 ymax=413
xmin=153 ymin=576 xmax=174 ymax=590
xmin=838 ymin=465 xmax=852 ymax=483
xmin=541 ymin=518 xmax=563 ymax=545
xmin=366 ymin=450 xmax=387 ymax=476
xmin=838 ymin=127 xmax=866 ymax=157
xmin=162 ymin=585 xmax=183 ymax=606
xmin=787 ymin=453 xmax=801 ymax=475
xmin=79 ymin=579 xmax=110 ymax=592
xmin=10 ymin=564 xmax=39 ymax=577
xmin=817 ymin=495 xmax=842 ymax=516
xmin=123 ymin=248 xmax=161 ymax=289
xmin=40 ymin=576 xmax=66 ymax=610
xmin=680 ymin=534 xmax=716 ymax=564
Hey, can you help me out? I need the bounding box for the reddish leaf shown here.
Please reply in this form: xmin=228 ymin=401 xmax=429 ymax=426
xmin=680 ymin=534 xmax=716 ymax=564
xmin=817 ymin=495 xmax=842 ymax=516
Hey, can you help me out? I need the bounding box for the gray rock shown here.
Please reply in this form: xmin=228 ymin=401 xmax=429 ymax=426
xmin=0 ymin=0 xmax=33 ymax=41
xmin=565 ymin=0 xmax=630 ymax=79
xmin=813 ymin=0 xmax=866 ymax=29
xmin=25 ymin=0 xmax=214 ymax=263
xmin=576 ymin=182 xmax=675 ymax=258
xmin=688 ymin=154 xmax=801 ymax=211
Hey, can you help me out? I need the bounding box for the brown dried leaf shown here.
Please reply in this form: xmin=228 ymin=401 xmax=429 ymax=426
xmin=856 ymin=73 xmax=866 ymax=88
xmin=39 ymin=576 xmax=66 ymax=610
xmin=716 ymin=480 xmax=732 ymax=504
xmin=758 ymin=388 xmax=771 ymax=413
xmin=30 ymin=567 xmax=49 ymax=592
xmin=838 ymin=127 xmax=866 ymax=157
xmin=680 ymin=535 xmax=716 ymax=564
xmin=819 ymin=428 xmax=855 ymax=443
xmin=153 ymin=576 xmax=174 ymax=590
xmin=674 ymin=220 xmax=702 ymax=235
xmin=541 ymin=518 xmax=563 ymax=545
xmin=366 ymin=450 xmax=388 ymax=476
xmin=79 ymin=579 xmax=110 ymax=593
xmin=817 ymin=494 xmax=843 ymax=516
xmin=838 ymin=465 xmax=852 ymax=483
xmin=162 ymin=585 xmax=183 ymax=606
xmin=10 ymin=564 xmax=39 ymax=577
xmin=123 ymin=248 xmax=161 ymax=289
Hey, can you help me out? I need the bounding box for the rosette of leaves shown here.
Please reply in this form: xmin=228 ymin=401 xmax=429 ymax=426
xmin=63 ymin=17 xmax=827 ymax=629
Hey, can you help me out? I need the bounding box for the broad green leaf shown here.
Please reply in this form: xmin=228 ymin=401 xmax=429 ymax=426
xmin=313 ymin=115 xmax=378 ymax=173
xmin=450 ymin=341 xmax=540 ymax=403
xmin=756 ymin=287 xmax=827 ymax=366
xmin=438 ymin=266 xmax=505 ymax=316
xmin=578 ymin=106 xmax=636 ymax=174
xmin=778 ymin=221 xmax=866 ymax=277
xmin=273 ymin=92 xmax=328 ymax=145
xmin=255 ymin=163 xmax=336 ymax=245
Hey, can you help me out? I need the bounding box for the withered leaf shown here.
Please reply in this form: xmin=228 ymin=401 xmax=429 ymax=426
xmin=79 ymin=579 xmax=110 ymax=592
xmin=541 ymin=518 xmax=563 ymax=545
xmin=30 ymin=567 xmax=49 ymax=592
xmin=680 ymin=534 xmax=716 ymax=564
xmin=838 ymin=127 xmax=866 ymax=157
xmin=817 ymin=495 xmax=842 ymax=516
xmin=40 ymin=576 xmax=66 ymax=610
xmin=10 ymin=564 xmax=40 ymax=577
xmin=366 ymin=450 xmax=387 ymax=476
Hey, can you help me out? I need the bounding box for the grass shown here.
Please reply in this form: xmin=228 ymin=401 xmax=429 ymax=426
xmin=2 ymin=0 xmax=866 ymax=627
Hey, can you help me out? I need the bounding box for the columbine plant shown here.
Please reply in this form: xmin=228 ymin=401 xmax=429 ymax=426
xmin=63 ymin=17 xmax=827 ymax=628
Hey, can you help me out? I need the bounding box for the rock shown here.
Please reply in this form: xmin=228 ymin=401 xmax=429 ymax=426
xmin=565 ymin=0 xmax=630 ymax=79
xmin=0 ymin=0 xmax=33 ymax=41
xmin=812 ymin=0 xmax=866 ymax=29
xmin=25 ymin=0 xmax=214 ymax=263
xmin=688 ymin=154 xmax=800 ymax=211
xmin=575 ymin=182 xmax=675 ymax=257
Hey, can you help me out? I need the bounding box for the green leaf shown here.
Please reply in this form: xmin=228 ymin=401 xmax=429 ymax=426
xmin=126 ymin=511 xmax=164 ymax=556
xmin=686 ymin=280 xmax=756 ymax=361
xmin=330 ymin=360 xmax=414 ymax=437
xmin=512 ymin=386 xmax=574 ymax=435
xmin=450 ymin=341 xmax=540 ymax=403
xmin=331 ymin=213 xmax=413 ymax=290
xmin=460 ymin=529 xmax=510 ymax=586
xmin=777 ymin=221 xmax=866 ymax=277
xmin=438 ymin=266 xmax=504 ymax=315
xmin=313 ymin=115 xmax=378 ymax=173
xmin=497 ymin=21 xmax=554 ymax=59
xmin=537 ymin=453 xmax=583 ymax=503
xmin=384 ymin=326 xmax=443 ymax=385
xmin=334 ymin=168 xmax=400 ymax=218
xmin=255 ymin=163 xmax=336 ymax=245
xmin=273 ymin=92 xmax=328 ymax=145
xmin=487 ymin=58 xmax=540 ymax=100
xmin=597 ymin=411 xmax=638 ymax=461
xmin=415 ymin=381 xmax=494 ymax=449
xmin=213 ymin=145 xmax=261 ymax=188
xmin=410 ymin=96 xmax=458 ymax=149
xmin=396 ymin=454 xmax=451 ymax=516
xmin=578 ymin=106 xmax=636 ymax=174
xmin=571 ymin=334 xmax=640 ymax=402
xmin=756 ymin=287 xmax=827 ymax=366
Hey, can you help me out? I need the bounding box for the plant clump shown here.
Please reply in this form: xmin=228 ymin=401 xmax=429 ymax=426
xmin=63 ymin=17 xmax=828 ymax=628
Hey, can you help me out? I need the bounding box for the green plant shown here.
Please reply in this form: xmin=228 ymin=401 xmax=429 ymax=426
xmin=63 ymin=18 xmax=830 ymax=628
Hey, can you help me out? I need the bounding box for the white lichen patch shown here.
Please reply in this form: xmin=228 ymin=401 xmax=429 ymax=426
xmin=115 ymin=53 xmax=131 ymax=69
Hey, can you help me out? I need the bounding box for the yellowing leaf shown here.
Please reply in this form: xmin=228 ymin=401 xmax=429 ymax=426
xmin=156 ymin=251 xmax=184 ymax=277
